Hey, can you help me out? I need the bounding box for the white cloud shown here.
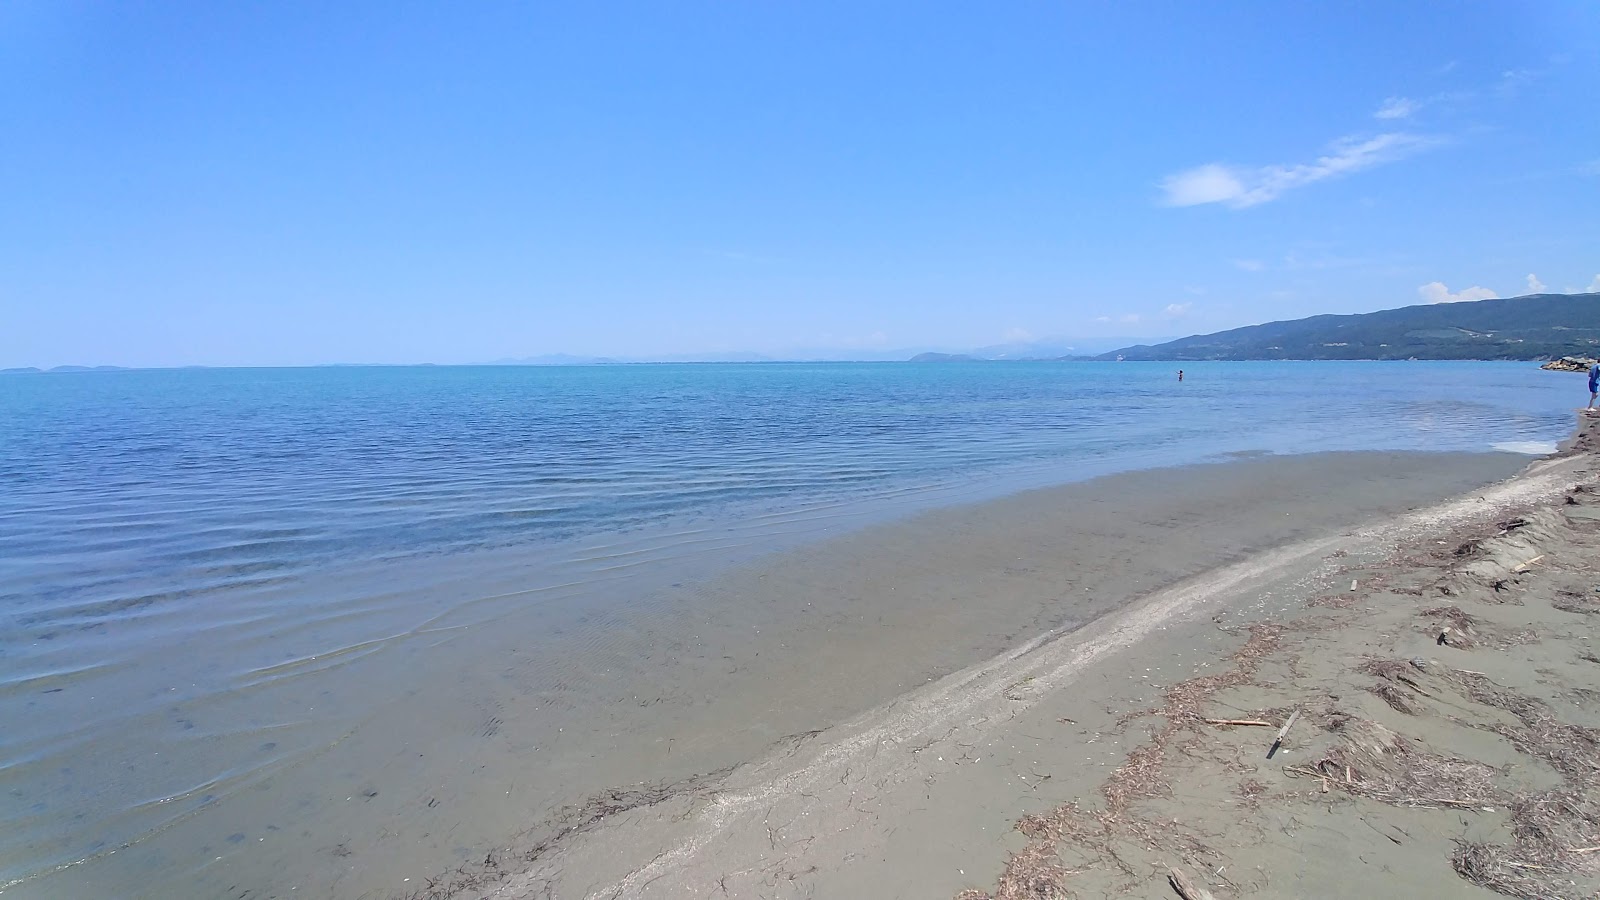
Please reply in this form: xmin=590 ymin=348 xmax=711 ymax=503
xmin=1161 ymin=164 xmax=1245 ymax=206
xmin=1002 ymin=327 xmax=1033 ymax=342
xmin=1119 ymin=313 xmax=1142 ymax=324
xmin=1094 ymin=315 xmax=1112 ymax=323
xmin=1161 ymin=133 xmax=1437 ymax=209
xmin=1418 ymin=281 xmax=1499 ymax=304
xmin=1589 ymin=275 xmax=1600 ymax=293
xmin=1526 ymin=273 xmax=1546 ymax=293
xmin=1231 ymin=258 xmax=1266 ymax=272
xmin=1164 ymin=303 xmax=1193 ymax=319
xmin=1375 ymin=97 xmax=1419 ymax=119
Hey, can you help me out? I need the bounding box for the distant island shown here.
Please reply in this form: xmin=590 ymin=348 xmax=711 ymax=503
xmin=1099 ymin=292 xmax=1600 ymax=362
xmin=2 ymin=365 xmax=129 ymax=374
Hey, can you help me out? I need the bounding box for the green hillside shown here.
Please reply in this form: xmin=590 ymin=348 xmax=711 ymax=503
xmin=1101 ymin=292 xmax=1600 ymax=361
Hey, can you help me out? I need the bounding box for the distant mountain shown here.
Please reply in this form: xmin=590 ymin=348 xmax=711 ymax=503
xmin=968 ymin=339 xmax=1080 ymax=360
xmin=969 ymin=336 xmax=1179 ymax=359
xmin=487 ymin=354 xmax=622 ymax=365
xmin=1 ymin=367 xmax=42 ymax=374
xmin=1101 ymin=292 xmax=1600 ymax=361
xmin=648 ymin=352 xmax=773 ymax=363
xmin=908 ymin=352 xmax=981 ymax=362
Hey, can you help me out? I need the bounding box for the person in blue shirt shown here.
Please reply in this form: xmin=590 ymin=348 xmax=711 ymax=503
xmin=1590 ymin=362 xmax=1599 ymax=411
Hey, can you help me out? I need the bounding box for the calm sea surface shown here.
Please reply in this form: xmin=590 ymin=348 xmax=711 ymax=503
xmin=0 ymin=361 xmax=1580 ymax=896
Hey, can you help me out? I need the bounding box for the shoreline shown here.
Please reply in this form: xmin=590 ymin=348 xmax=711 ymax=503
xmin=4 ymin=446 xmax=1551 ymax=900
xmin=437 ymin=421 xmax=1600 ymax=900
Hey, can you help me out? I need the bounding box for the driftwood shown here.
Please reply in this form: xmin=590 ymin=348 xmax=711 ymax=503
xmin=1513 ymin=554 xmax=1545 ymax=574
xmin=1168 ymin=866 xmax=1217 ymax=900
xmin=1203 ymin=718 xmax=1274 ymax=727
xmin=1266 ymin=709 xmax=1301 ymax=759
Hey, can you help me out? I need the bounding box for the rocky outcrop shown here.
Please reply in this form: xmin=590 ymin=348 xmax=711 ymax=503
xmin=1540 ymin=356 xmax=1598 ymax=372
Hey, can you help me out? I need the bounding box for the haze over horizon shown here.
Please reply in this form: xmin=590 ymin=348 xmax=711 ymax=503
xmin=4 ymin=3 xmax=1597 ymax=369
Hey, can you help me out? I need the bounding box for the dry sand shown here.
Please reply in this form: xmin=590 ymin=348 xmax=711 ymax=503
xmin=445 ymin=415 xmax=1600 ymax=900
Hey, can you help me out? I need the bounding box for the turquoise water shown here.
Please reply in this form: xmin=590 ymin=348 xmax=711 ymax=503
xmin=0 ymin=361 xmax=1580 ymax=895
xmin=0 ymin=362 xmax=1576 ymax=625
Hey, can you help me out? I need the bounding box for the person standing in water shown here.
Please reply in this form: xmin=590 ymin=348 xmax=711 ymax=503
xmin=1177 ymin=369 xmax=1184 ymax=382
xmin=1589 ymin=361 xmax=1598 ymax=411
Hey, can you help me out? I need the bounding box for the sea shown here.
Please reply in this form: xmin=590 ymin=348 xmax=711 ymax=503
xmin=0 ymin=361 xmax=1581 ymax=898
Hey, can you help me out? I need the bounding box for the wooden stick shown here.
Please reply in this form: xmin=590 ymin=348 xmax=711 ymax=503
xmin=1395 ymin=675 xmax=1433 ymax=697
xmin=1203 ymin=718 xmax=1274 ymax=727
xmin=1267 ymin=708 xmax=1301 ymax=758
xmin=1387 ymin=797 xmax=1491 ymax=809
xmin=1567 ymin=846 xmax=1600 ymax=854
xmin=1513 ymin=554 xmax=1545 ymax=573
xmin=1168 ymin=866 xmax=1217 ymax=900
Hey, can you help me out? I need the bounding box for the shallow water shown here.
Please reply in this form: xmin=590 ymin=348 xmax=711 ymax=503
xmin=0 ymin=361 xmax=1579 ymax=897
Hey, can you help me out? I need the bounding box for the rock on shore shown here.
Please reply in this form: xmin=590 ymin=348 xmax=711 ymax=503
xmin=1541 ymin=355 xmax=1598 ymax=372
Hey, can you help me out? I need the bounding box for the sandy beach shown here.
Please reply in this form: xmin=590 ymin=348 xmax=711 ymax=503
xmin=12 ymin=6 xmax=1594 ymax=899
xmin=367 ymin=420 xmax=1600 ymax=900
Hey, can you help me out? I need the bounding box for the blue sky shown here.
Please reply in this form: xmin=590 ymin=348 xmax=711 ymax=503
xmin=3 ymin=2 xmax=1597 ymax=366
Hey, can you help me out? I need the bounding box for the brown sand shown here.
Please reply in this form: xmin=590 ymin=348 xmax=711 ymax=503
xmin=446 ymin=418 xmax=1600 ymax=900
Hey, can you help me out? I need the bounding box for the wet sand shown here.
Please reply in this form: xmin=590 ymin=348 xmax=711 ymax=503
xmin=283 ymin=448 xmax=1531 ymax=900
xmin=463 ymin=423 xmax=1600 ymax=900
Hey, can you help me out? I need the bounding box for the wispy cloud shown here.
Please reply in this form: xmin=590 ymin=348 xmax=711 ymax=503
xmin=1231 ymin=258 xmax=1265 ymax=272
xmin=1161 ymin=133 xmax=1438 ymax=209
xmin=1590 ymin=275 xmax=1600 ymax=293
xmin=1580 ymin=160 xmax=1600 ymax=178
xmin=1418 ymin=281 xmax=1498 ymax=304
xmin=1282 ymin=250 xmax=1374 ymax=271
xmin=1374 ymin=96 xmax=1419 ymax=119
xmin=1495 ymin=68 xmax=1537 ymax=97
xmin=1163 ymin=303 xmax=1193 ymax=319
xmin=1526 ymin=273 xmax=1546 ymax=293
